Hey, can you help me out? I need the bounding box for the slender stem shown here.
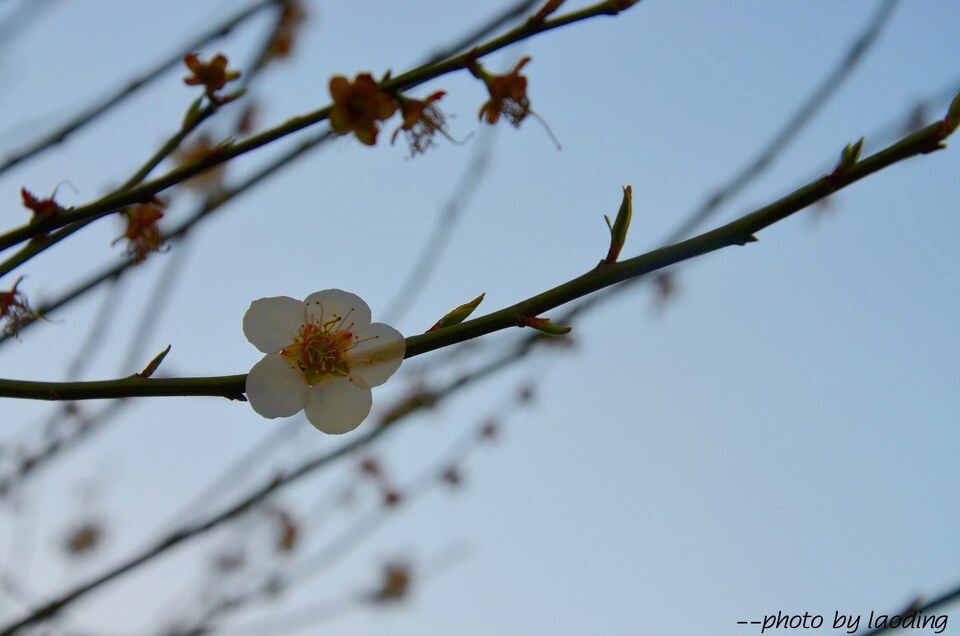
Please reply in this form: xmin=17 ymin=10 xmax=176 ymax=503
xmin=0 ymin=0 xmax=641 ymax=254
xmin=0 ymin=117 xmax=951 ymax=404
xmin=0 ymin=374 xmax=248 ymax=401
xmin=0 ymin=0 xmax=279 ymax=177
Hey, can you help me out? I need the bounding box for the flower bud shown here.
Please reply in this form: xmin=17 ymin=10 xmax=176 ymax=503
xmin=427 ymin=292 xmax=485 ymax=332
xmin=521 ymin=315 xmax=571 ymax=335
xmin=837 ymin=137 xmax=865 ymax=174
xmin=604 ymin=185 xmax=633 ymax=264
xmin=139 ymin=344 xmax=171 ymax=378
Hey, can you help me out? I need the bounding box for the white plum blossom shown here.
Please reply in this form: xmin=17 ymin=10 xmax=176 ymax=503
xmin=243 ymin=289 xmax=405 ymax=434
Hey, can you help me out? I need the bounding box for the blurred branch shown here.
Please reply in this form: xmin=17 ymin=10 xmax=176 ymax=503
xmin=0 ymin=334 xmax=535 ymax=631
xmin=383 ymin=128 xmax=497 ymax=322
xmin=665 ymin=0 xmax=898 ymax=243
xmin=422 ymin=0 xmax=538 ymax=65
xmin=0 ymin=0 xmax=281 ymax=178
xmin=857 ymin=585 xmax=960 ymax=635
xmin=184 ymin=415 xmax=499 ymax=635
xmin=0 ymin=0 xmax=642 ymax=253
xmin=1 ymin=112 xmax=956 ymax=402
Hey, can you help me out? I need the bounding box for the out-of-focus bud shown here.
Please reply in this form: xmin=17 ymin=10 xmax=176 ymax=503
xmin=479 ymin=420 xmax=499 ymax=442
xmin=213 ymin=549 xmax=246 ymax=573
xmin=274 ymin=509 xmax=299 ymax=553
xmin=383 ymin=488 xmax=403 ymax=508
xmin=63 ymin=520 xmax=104 ymax=557
xmin=371 ymin=562 xmax=412 ymax=603
xmin=518 ymin=385 xmax=535 ymax=403
xmin=427 ymin=293 xmax=485 ymax=332
xmin=441 ymin=466 xmax=463 ymax=488
xmin=359 ymin=456 xmax=382 ymax=478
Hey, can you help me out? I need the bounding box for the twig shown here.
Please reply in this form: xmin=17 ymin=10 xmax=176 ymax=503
xmin=0 ymin=99 xmax=220 ymax=280
xmin=0 ymin=0 xmax=280 ymax=177
xmin=857 ymin=583 xmax=960 ymax=635
xmin=663 ymin=0 xmax=898 ymax=245
xmin=187 ymin=417 xmax=496 ymax=635
xmin=421 ymin=0 xmax=539 ymax=65
xmin=0 ymin=113 xmax=953 ymax=402
xmin=0 ymin=331 xmax=535 ymax=632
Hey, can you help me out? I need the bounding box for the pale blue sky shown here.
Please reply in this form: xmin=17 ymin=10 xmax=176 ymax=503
xmin=0 ymin=1 xmax=958 ymax=634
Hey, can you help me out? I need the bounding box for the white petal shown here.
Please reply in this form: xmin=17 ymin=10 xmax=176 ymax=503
xmin=303 ymin=377 xmax=372 ymax=434
xmin=347 ymin=323 xmax=405 ymax=389
xmin=243 ymin=296 xmax=305 ymax=354
xmin=303 ymin=289 xmax=371 ymax=333
xmin=246 ymin=354 xmax=309 ymax=418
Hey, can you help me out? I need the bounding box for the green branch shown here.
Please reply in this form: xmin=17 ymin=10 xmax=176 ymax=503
xmin=0 ymin=113 xmax=953 ymax=404
xmin=0 ymin=0 xmax=639 ymax=254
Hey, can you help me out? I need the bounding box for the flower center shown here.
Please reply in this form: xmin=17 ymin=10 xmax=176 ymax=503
xmin=281 ymin=318 xmax=356 ymax=385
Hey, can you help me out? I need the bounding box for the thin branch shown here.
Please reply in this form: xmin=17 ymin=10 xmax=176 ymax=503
xmin=0 ymin=99 xmax=220 ymax=280
xmin=383 ymin=128 xmax=497 ymax=322
xmin=421 ymin=0 xmax=539 ymax=65
xmin=0 ymin=0 xmax=642 ymax=253
xmin=0 ymin=0 xmax=280 ymax=177
xmin=659 ymin=0 xmax=898 ymax=245
xmin=0 ymin=114 xmax=953 ymax=402
xmin=858 ymin=583 xmax=960 ymax=635
xmin=0 ymin=330 xmax=534 ymax=632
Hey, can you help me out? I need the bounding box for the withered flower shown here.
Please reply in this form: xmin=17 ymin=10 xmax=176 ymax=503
xmin=328 ymin=73 xmax=398 ymax=146
xmin=183 ymin=53 xmax=241 ymax=98
xmin=265 ymin=0 xmax=307 ymax=62
xmin=21 ymin=187 xmax=63 ymax=219
xmin=472 ymin=56 xmax=532 ymax=127
xmin=391 ymin=91 xmax=452 ymax=156
xmin=113 ymin=201 xmax=166 ymax=263
xmin=0 ymin=277 xmax=36 ymax=337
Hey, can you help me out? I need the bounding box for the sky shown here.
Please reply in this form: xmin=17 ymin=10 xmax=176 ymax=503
xmin=0 ymin=0 xmax=958 ymax=634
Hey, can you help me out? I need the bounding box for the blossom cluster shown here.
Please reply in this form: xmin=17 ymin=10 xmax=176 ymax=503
xmin=327 ymin=55 xmax=537 ymax=154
